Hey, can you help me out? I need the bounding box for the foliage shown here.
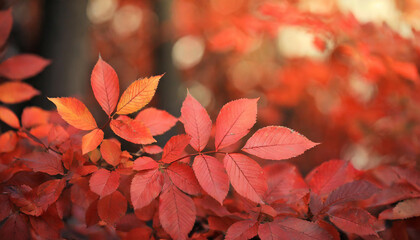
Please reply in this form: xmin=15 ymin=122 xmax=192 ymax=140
xmin=1 ymin=7 xmax=420 ymax=240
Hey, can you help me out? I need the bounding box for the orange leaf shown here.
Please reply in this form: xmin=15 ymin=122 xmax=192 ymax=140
xmin=48 ymin=97 xmax=97 ymax=130
xmin=91 ymin=58 xmax=119 ymax=116
xmin=116 ymin=75 xmax=162 ymax=115
xmin=82 ymin=129 xmax=104 ymax=155
xmin=0 ymin=106 xmax=20 ymax=128
xmin=110 ymin=116 xmax=155 ymax=144
xmin=100 ymin=139 xmax=121 ymax=166
xmin=0 ymin=82 xmax=40 ymax=104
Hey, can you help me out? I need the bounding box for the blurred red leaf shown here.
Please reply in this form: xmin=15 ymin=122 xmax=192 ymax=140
xmin=0 ymin=54 xmax=50 ymax=80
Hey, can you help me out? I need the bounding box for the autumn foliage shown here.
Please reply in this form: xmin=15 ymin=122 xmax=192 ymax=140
xmin=1 ymin=6 xmax=420 ymax=240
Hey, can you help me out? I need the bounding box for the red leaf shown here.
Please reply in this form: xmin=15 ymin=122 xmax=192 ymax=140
xmin=0 ymin=106 xmax=20 ymax=128
xmin=379 ymin=198 xmax=420 ymax=220
xmin=131 ymin=169 xmax=163 ymax=210
xmin=0 ymin=195 xmax=12 ymax=222
xmin=242 ymin=126 xmax=318 ymax=160
xmin=223 ymin=153 xmax=267 ymax=204
xmin=21 ymin=106 xmax=50 ymax=128
xmin=89 ymin=169 xmax=120 ymax=198
xmin=85 ymin=200 xmax=100 ymax=227
xmin=322 ymin=180 xmax=379 ymax=213
xmin=100 ymin=139 xmax=121 ymax=166
xmin=225 ymin=220 xmax=258 ymax=240
xmin=366 ymin=182 xmax=420 ymax=207
xmin=258 ymin=217 xmax=333 ymax=240
xmin=329 ymin=208 xmax=379 ymax=237
xmin=116 ymin=75 xmax=162 ymax=115
xmin=215 ymin=98 xmax=258 ymax=150
xmin=159 ymin=183 xmax=196 ymax=240
xmin=264 ymin=163 xmax=308 ymax=204
xmin=98 ymin=191 xmax=127 ymax=225
xmin=166 ymin=162 xmax=201 ymax=195
xmin=21 ymin=152 xmax=64 ymax=175
xmin=133 ymin=156 xmax=159 ymax=171
xmin=110 ymin=116 xmax=155 ymax=144
xmin=135 ymin=107 xmax=178 ymax=136
xmin=161 ymin=134 xmax=191 ymax=163
xmin=29 ymin=211 xmax=63 ymax=239
xmin=180 ymin=92 xmax=212 ymax=151
xmin=306 ymin=159 xmax=359 ymax=196
xmin=91 ymin=58 xmax=119 ymax=116
xmin=0 ymin=130 xmax=18 ymax=153
xmin=0 ymin=8 xmax=12 ymax=47
xmin=126 ymin=227 xmax=153 ymax=240
xmin=82 ymin=129 xmax=104 ymax=155
xmin=35 ymin=179 xmax=66 ymax=213
xmin=48 ymin=97 xmax=97 ymax=130
xmin=143 ymin=144 xmax=163 ymax=154
xmin=0 ymin=82 xmax=40 ymax=104
xmin=0 ymin=54 xmax=50 ymax=80
xmin=193 ymin=154 xmax=229 ymax=204
xmin=0 ymin=213 xmax=30 ymax=240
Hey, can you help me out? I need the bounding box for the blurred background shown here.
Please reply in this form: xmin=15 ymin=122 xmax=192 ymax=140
xmin=2 ymin=0 xmax=420 ymax=173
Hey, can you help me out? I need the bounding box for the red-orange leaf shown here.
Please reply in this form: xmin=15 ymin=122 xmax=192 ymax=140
xmin=100 ymin=139 xmax=121 ymax=166
xmin=143 ymin=144 xmax=163 ymax=154
xmin=131 ymin=169 xmax=163 ymax=210
xmin=133 ymin=156 xmax=159 ymax=171
xmin=21 ymin=106 xmax=50 ymax=128
xmin=180 ymin=92 xmax=212 ymax=151
xmin=223 ymin=153 xmax=267 ymax=204
xmin=242 ymin=126 xmax=318 ymax=160
xmin=135 ymin=108 xmax=178 ymax=136
xmin=21 ymin=152 xmax=63 ymax=175
xmin=167 ymin=163 xmax=201 ymax=195
xmin=0 ymin=54 xmax=50 ymax=80
xmin=161 ymin=134 xmax=191 ymax=163
xmin=0 ymin=106 xmax=20 ymax=128
xmin=110 ymin=116 xmax=155 ymax=144
xmin=98 ymin=191 xmax=127 ymax=225
xmin=0 ymin=9 xmax=12 ymax=47
xmin=89 ymin=169 xmax=120 ymax=198
xmin=91 ymin=58 xmax=119 ymax=116
xmin=193 ymin=155 xmax=229 ymax=204
xmin=0 ymin=130 xmax=17 ymax=153
xmin=0 ymin=82 xmax=40 ymax=104
xmin=225 ymin=220 xmax=258 ymax=240
xmin=215 ymin=98 xmax=258 ymax=150
xmin=48 ymin=97 xmax=97 ymax=130
xmin=135 ymin=107 xmax=177 ymax=136
xmin=82 ymin=129 xmax=104 ymax=155
xmin=159 ymin=183 xmax=196 ymax=240
xmin=116 ymin=75 xmax=162 ymax=115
